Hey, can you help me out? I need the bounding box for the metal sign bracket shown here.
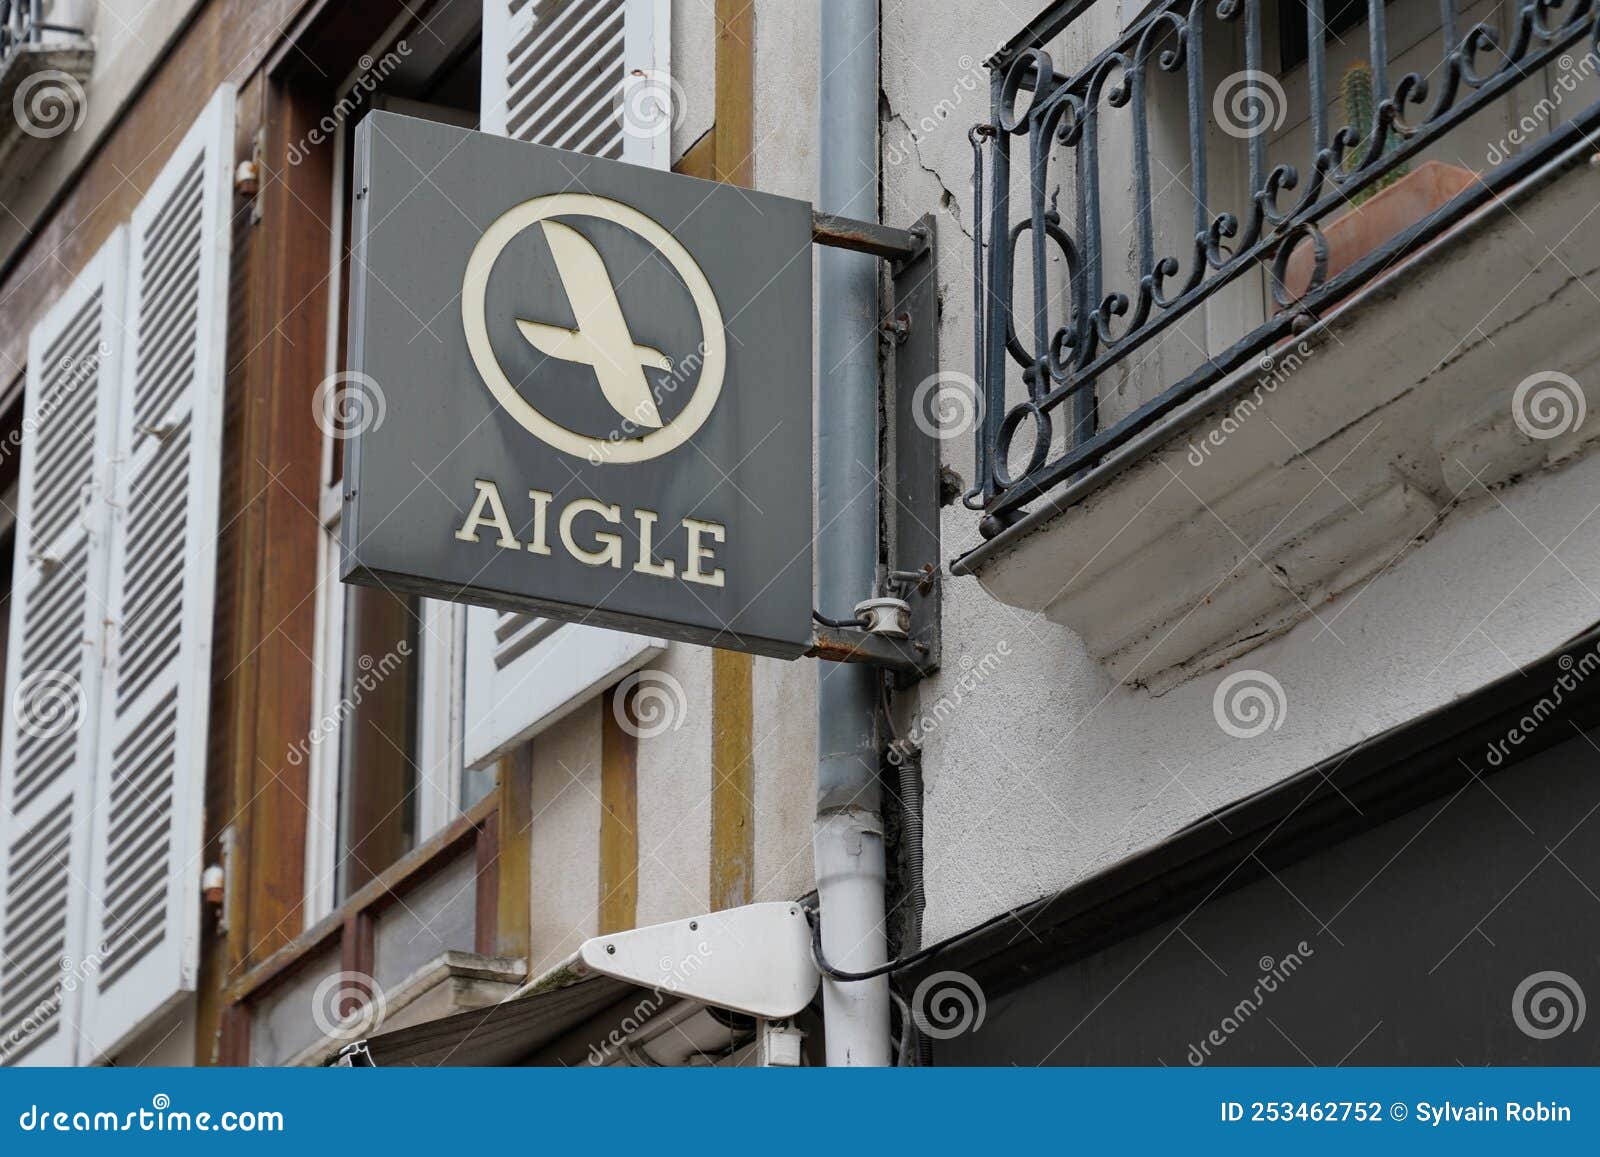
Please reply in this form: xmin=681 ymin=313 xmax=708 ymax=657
xmin=806 ymin=211 xmax=942 ymax=685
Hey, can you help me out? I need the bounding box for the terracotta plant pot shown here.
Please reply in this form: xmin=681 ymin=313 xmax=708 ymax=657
xmin=1278 ymin=160 xmax=1477 ymax=308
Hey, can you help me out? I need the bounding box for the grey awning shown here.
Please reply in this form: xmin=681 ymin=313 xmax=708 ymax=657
xmin=343 ymin=970 xmax=640 ymax=1066
xmin=342 ymin=904 xmax=816 ymax=1066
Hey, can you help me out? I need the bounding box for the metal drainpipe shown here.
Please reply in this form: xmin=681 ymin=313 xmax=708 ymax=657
xmin=814 ymin=0 xmax=891 ymax=1066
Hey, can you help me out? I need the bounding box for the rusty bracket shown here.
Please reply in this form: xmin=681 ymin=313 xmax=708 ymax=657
xmin=804 ymin=212 xmax=942 ymax=683
xmin=805 ymin=624 xmax=934 ymax=679
xmin=811 ymin=211 xmax=930 ymax=268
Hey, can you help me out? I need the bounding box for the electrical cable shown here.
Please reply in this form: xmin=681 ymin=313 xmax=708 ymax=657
xmin=805 ymin=904 xmax=948 ymax=982
xmin=812 ymin=608 xmax=869 ymax=630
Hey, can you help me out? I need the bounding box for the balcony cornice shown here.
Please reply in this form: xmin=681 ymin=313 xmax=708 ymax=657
xmin=0 ymin=37 xmax=94 ymax=179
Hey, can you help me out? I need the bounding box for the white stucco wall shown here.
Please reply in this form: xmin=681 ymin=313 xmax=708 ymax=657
xmin=634 ymin=644 xmax=714 ymax=926
xmin=528 ymin=698 xmax=604 ymax=976
xmin=670 ymin=0 xmax=715 ymax=163
xmin=867 ymin=0 xmax=1600 ymax=945
xmin=915 ymin=450 xmax=1600 ymax=940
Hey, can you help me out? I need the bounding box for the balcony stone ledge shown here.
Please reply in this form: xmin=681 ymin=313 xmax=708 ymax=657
xmin=964 ymin=142 xmax=1600 ymax=693
xmin=285 ymin=951 xmax=526 ymax=1067
xmin=0 ymin=39 xmax=94 ymax=180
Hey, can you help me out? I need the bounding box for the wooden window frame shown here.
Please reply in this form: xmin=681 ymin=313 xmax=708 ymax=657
xmin=0 ymin=379 xmax=23 ymax=742
xmin=301 ymin=105 xmax=467 ymax=929
xmin=221 ymin=790 xmax=503 ymax=1064
xmin=215 ymin=0 xmax=533 ymax=1065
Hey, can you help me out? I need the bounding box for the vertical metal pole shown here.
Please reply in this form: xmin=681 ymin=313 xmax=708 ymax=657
xmin=815 ymin=0 xmax=890 ymax=1066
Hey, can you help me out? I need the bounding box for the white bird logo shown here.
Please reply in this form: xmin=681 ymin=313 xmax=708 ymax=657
xmin=516 ymin=219 xmax=670 ymax=428
xmin=461 ymin=192 xmax=726 ymax=464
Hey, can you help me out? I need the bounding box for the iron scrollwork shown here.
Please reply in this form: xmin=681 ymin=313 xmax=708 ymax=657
xmin=969 ymin=0 xmax=1600 ymax=538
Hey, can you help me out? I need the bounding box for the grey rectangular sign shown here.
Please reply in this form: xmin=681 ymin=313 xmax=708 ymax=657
xmin=342 ymin=112 xmax=814 ymax=658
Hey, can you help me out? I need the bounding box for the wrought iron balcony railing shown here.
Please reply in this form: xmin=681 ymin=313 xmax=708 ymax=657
xmin=967 ymin=0 xmax=1600 ymax=542
xmin=0 ymin=0 xmax=83 ymax=69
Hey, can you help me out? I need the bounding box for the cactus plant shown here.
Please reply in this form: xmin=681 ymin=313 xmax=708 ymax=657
xmin=1341 ymin=63 xmax=1407 ymax=204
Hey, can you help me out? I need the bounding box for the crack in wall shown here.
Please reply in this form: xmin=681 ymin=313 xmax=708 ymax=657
xmin=881 ymin=100 xmax=976 ymax=243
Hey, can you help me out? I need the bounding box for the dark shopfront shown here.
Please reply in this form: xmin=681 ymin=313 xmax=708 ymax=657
xmin=918 ymin=632 xmax=1600 ymax=1066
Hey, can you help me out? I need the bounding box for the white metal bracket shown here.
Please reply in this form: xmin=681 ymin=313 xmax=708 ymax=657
xmin=577 ymin=901 xmax=820 ymax=1020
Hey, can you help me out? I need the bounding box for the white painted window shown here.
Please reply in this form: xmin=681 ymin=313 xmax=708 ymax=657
xmin=466 ymin=0 xmax=672 ymax=770
xmin=0 ymin=84 xmax=235 ymax=1065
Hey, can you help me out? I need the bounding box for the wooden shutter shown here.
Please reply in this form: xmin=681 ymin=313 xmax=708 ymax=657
xmin=482 ymin=0 xmax=672 ymax=165
xmin=0 ymin=232 xmax=128 ymax=1066
xmin=466 ymin=0 xmax=670 ymax=769
xmin=463 ymin=612 xmax=664 ymax=768
xmin=78 ymin=86 xmax=234 ymax=1059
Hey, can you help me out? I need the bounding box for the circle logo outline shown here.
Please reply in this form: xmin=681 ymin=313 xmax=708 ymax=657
xmin=462 ymin=192 xmax=725 ymax=463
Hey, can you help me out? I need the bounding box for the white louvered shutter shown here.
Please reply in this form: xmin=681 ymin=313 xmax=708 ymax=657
xmin=0 ymin=232 xmax=128 ymax=1066
xmin=481 ymin=0 xmax=671 ymax=166
xmin=465 ymin=0 xmax=670 ymax=769
xmin=78 ymin=86 xmax=234 ymax=1060
xmin=463 ymin=612 xmax=664 ymax=768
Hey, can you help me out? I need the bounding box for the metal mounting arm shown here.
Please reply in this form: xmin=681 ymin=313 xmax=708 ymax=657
xmin=812 ymin=211 xmax=930 ymax=266
xmin=804 ymin=211 xmax=943 ymax=684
